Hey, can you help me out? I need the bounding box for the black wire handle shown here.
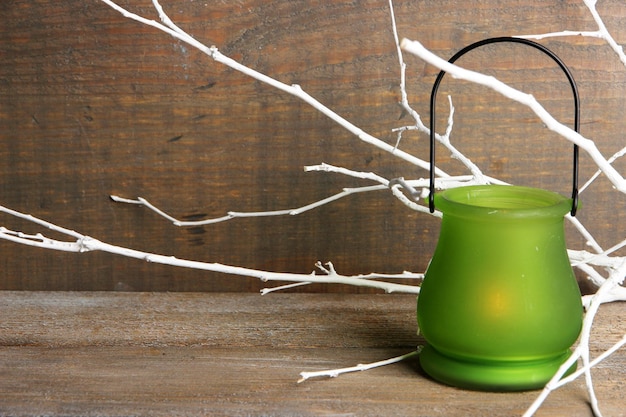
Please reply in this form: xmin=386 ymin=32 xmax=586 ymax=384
xmin=429 ymin=37 xmax=579 ymax=216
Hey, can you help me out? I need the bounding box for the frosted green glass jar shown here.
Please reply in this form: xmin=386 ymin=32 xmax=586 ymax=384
xmin=417 ymin=185 xmax=583 ymax=391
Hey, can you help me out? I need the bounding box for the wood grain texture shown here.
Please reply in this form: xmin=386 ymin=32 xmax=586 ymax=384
xmin=0 ymin=292 xmax=624 ymax=416
xmin=1 ymin=1 xmax=626 ymax=291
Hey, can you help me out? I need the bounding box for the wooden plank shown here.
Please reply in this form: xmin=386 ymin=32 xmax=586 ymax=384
xmin=0 ymin=292 xmax=420 ymax=348
xmin=0 ymin=292 xmax=624 ymax=416
xmin=1 ymin=1 xmax=626 ymax=291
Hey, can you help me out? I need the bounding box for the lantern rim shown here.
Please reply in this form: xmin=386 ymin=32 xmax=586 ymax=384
xmin=434 ymin=185 xmax=572 ymax=220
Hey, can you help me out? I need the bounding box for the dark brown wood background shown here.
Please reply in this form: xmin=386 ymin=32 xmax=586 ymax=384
xmin=1 ymin=0 xmax=625 ymax=292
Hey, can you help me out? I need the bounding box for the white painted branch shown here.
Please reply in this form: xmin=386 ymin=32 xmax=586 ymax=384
xmin=110 ymin=187 xmax=387 ymax=226
xmin=0 ymin=205 xmax=421 ymax=295
xmin=304 ymin=163 xmax=391 ymax=185
xmin=399 ymin=38 xmax=626 ymax=194
xmin=555 ymin=333 xmax=626 ymax=389
xmin=580 ymin=145 xmax=626 ymax=194
xmin=260 ymin=282 xmax=313 ymax=295
xmin=581 ymin=0 xmax=626 ymax=67
xmin=517 ymin=1 xmax=626 ymax=68
xmin=388 ymin=0 xmax=427 ymax=146
xmin=110 ymin=172 xmax=500 ymax=226
xmin=298 ymin=349 xmax=420 ymax=383
xmin=436 ymin=96 xmax=489 ymax=183
xmin=98 ymin=0 xmax=440 ymax=174
xmin=517 ymin=30 xmax=604 ymax=40
xmin=572 ymin=237 xmax=626 ymax=269
xmin=566 ymin=216 xmax=604 ymax=254
xmin=523 ymin=259 xmax=626 ymax=417
xmin=261 ymin=263 xmax=423 ymax=295
xmin=389 ymin=0 xmax=475 ymax=184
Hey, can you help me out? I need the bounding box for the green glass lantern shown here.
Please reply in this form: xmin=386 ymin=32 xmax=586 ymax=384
xmin=417 ymin=37 xmax=583 ymax=391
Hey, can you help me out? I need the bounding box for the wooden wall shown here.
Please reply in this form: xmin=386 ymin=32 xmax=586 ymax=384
xmin=1 ymin=0 xmax=625 ymax=292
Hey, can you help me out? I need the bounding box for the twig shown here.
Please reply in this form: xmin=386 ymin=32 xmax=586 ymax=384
xmin=517 ymin=30 xmax=604 ymax=40
xmin=298 ymin=349 xmax=421 ymax=383
xmin=261 ymin=263 xmax=423 ymax=295
xmin=518 ymin=0 xmax=626 ymax=67
xmin=111 ymin=186 xmax=385 ymax=226
xmin=388 ymin=0 xmax=425 ymax=146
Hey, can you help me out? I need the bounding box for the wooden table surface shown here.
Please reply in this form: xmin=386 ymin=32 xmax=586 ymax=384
xmin=0 ymin=292 xmax=623 ymax=416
